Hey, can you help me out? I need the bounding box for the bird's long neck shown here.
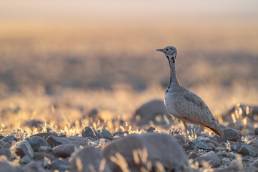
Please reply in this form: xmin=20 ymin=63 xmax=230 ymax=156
xmin=167 ymin=61 xmax=179 ymax=91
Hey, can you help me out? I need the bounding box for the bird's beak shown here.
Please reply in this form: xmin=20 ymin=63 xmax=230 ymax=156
xmin=156 ymin=48 xmax=164 ymax=52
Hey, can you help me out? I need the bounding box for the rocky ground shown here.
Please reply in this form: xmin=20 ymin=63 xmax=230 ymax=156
xmin=0 ymin=97 xmax=258 ymax=172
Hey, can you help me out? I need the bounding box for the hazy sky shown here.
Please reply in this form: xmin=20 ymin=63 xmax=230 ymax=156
xmin=1 ymin=0 xmax=258 ymax=23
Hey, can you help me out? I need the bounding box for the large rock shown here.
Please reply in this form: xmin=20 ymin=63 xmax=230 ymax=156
xmin=103 ymin=133 xmax=190 ymax=172
xmin=70 ymin=147 xmax=111 ymax=172
xmin=132 ymin=99 xmax=172 ymax=126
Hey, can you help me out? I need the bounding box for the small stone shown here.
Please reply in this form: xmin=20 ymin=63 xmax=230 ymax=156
xmin=99 ymin=129 xmax=113 ymax=140
xmin=0 ymin=141 xmax=11 ymax=150
xmin=53 ymin=144 xmax=76 ymax=158
xmin=47 ymin=135 xmax=88 ymax=147
xmin=231 ymin=142 xmax=242 ymax=152
xmin=50 ymin=159 xmax=69 ymax=172
xmin=197 ymin=151 xmax=221 ymax=168
xmin=27 ymin=136 xmax=48 ymax=152
xmin=38 ymin=146 xmax=52 ymax=152
xmin=223 ymin=128 xmax=241 ymax=141
xmin=14 ymin=140 xmax=34 ymax=158
xmin=1 ymin=135 xmax=17 ymax=145
xmin=113 ymin=131 xmax=128 ymax=138
xmin=192 ymin=137 xmax=216 ymax=151
xmin=188 ymin=152 xmax=198 ymax=159
xmin=33 ymin=132 xmax=59 ymax=140
xmin=20 ymin=155 xmax=32 ymax=164
xmin=214 ymin=159 xmax=243 ymax=172
xmin=33 ymin=152 xmax=55 ymax=161
xmin=238 ymin=144 xmax=256 ymax=156
xmin=82 ymin=127 xmax=98 ymax=139
xmin=87 ymin=108 xmax=99 ymax=119
xmin=251 ymin=158 xmax=258 ymax=168
xmin=23 ymin=119 xmax=44 ymax=128
xmin=146 ymin=126 xmax=156 ymax=132
xmin=254 ymin=128 xmax=258 ymax=135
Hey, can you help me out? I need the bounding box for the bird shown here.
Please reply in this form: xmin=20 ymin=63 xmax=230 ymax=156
xmin=156 ymin=46 xmax=223 ymax=136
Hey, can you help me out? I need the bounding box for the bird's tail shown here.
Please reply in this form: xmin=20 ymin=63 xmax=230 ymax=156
xmin=204 ymin=123 xmax=224 ymax=136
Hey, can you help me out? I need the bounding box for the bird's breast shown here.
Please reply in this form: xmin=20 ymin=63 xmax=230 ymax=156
xmin=164 ymin=92 xmax=179 ymax=116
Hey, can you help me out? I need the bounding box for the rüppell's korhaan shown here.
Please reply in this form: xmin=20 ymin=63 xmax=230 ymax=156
xmin=157 ymin=46 xmax=223 ymax=136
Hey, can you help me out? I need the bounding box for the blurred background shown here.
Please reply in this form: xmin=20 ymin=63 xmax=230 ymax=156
xmin=0 ymin=0 xmax=258 ymax=129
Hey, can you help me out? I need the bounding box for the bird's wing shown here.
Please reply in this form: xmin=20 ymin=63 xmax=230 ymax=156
xmin=174 ymin=90 xmax=216 ymax=125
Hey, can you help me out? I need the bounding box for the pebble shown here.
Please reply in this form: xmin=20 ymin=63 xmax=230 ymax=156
xmin=33 ymin=152 xmax=55 ymax=161
xmin=23 ymin=119 xmax=44 ymax=128
xmin=196 ymin=151 xmax=221 ymax=168
xmin=254 ymin=128 xmax=258 ymax=135
xmin=53 ymin=144 xmax=76 ymax=158
xmin=146 ymin=126 xmax=156 ymax=133
xmin=81 ymin=127 xmax=98 ymax=139
xmin=191 ymin=137 xmax=216 ymax=151
xmin=231 ymin=142 xmax=242 ymax=152
xmin=50 ymin=159 xmax=70 ymax=172
xmin=1 ymin=135 xmax=17 ymax=145
xmin=98 ymin=129 xmax=113 ymax=140
xmin=238 ymin=144 xmax=256 ymax=157
xmin=251 ymin=158 xmax=258 ymax=167
xmin=27 ymin=136 xmax=49 ymax=152
xmin=33 ymin=132 xmax=59 ymax=140
xmin=87 ymin=108 xmax=99 ymax=119
xmin=47 ymin=135 xmax=88 ymax=147
xmin=20 ymin=155 xmax=32 ymax=164
xmin=214 ymin=159 xmax=243 ymax=172
xmin=223 ymin=128 xmax=241 ymax=141
xmin=113 ymin=131 xmax=128 ymax=138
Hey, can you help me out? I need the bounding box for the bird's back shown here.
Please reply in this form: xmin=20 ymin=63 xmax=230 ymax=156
xmin=165 ymin=86 xmax=222 ymax=135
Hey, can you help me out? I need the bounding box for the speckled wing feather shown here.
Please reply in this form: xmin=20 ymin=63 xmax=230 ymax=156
xmin=174 ymin=90 xmax=217 ymax=127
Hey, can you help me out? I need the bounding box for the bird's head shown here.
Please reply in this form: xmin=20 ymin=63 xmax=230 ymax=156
xmin=156 ymin=46 xmax=177 ymax=63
